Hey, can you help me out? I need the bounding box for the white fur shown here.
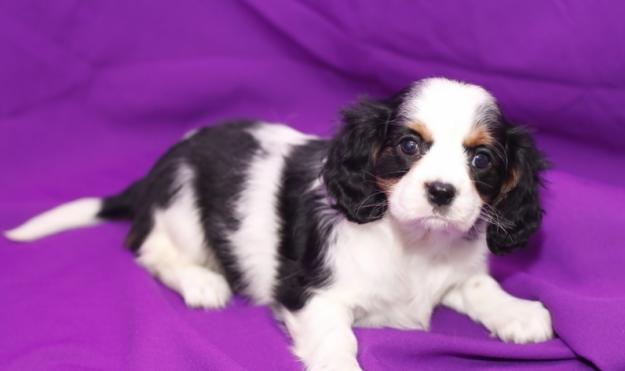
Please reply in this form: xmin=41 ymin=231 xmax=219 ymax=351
xmin=326 ymin=217 xmax=488 ymax=330
xmin=137 ymin=164 xmax=231 ymax=308
xmin=228 ymin=123 xmax=313 ymax=304
xmin=281 ymin=79 xmax=552 ymax=369
xmin=389 ymin=78 xmax=496 ymax=233
xmin=5 ymin=80 xmax=553 ymax=371
xmin=138 ymin=123 xmax=316 ymax=307
xmin=284 ymin=216 xmax=487 ymax=370
xmin=158 ymin=165 xmax=212 ymax=265
xmin=286 ymin=214 xmax=551 ymax=370
xmin=4 ymin=198 xmax=102 ymax=242
xmin=442 ymin=274 xmax=553 ymax=343
xmin=283 ymin=295 xmax=361 ymax=371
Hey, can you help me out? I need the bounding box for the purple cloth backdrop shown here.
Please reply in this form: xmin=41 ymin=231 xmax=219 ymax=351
xmin=1 ymin=1 xmax=624 ymax=370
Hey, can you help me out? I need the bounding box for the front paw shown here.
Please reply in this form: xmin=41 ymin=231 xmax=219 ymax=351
xmin=487 ymin=300 xmax=553 ymax=344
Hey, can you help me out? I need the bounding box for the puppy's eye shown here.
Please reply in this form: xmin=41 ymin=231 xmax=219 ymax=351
xmin=472 ymin=151 xmax=492 ymax=170
xmin=399 ymin=137 xmax=420 ymax=155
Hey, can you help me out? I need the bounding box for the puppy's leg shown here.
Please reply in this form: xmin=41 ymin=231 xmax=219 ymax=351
xmin=442 ymin=274 xmax=553 ymax=343
xmin=137 ymin=229 xmax=232 ymax=309
xmin=282 ymin=295 xmax=362 ymax=371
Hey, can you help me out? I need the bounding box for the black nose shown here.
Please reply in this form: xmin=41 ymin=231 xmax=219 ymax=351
xmin=425 ymin=181 xmax=456 ymax=206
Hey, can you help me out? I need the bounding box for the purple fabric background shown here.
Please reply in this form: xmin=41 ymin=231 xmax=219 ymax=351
xmin=1 ymin=1 xmax=624 ymax=370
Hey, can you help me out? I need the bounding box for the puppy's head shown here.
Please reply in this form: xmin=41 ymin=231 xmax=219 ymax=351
xmin=323 ymin=78 xmax=547 ymax=253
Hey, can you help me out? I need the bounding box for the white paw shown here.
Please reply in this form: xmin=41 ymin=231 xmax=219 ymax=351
xmin=487 ymin=300 xmax=553 ymax=344
xmin=179 ymin=268 xmax=232 ymax=309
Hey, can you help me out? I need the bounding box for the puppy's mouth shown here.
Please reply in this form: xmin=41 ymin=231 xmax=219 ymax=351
xmin=394 ymin=213 xmax=456 ymax=232
xmin=416 ymin=207 xmax=476 ymax=234
xmin=418 ymin=215 xmax=453 ymax=230
xmin=389 ymin=203 xmax=476 ymax=235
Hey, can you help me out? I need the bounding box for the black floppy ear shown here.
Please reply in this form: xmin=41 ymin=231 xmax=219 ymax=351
xmin=487 ymin=125 xmax=548 ymax=254
xmin=322 ymin=98 xmax=394 ymax=223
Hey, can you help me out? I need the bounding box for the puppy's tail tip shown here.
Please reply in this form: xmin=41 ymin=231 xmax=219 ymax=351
xmin=4 ymin=197 xmax=103 ymax=242
xmin=4 ymin=227 xmax=36 ymax=242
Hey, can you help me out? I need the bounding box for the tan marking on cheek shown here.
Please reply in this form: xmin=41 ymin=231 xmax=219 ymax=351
xmin=488 ymin=167 xmax=522 ymax=206
xmin=373 ymin=147 xmax=399 ymax=195
xmin=408 ymin=121 xmax=433 ymax=142
xmin=501 ymin=167 xmax=521 ymax=194
xmin=376 ymin=177 xmax=400 ymax=195
xmin=477 ymin=188 xmax=492 ymax=203
xmin=474 ymin=167 xmax=520 ymax=205
xmin=464 ymin=125 xmax=494 ymax=148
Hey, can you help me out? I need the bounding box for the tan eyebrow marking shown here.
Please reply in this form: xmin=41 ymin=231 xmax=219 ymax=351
xmin=464 ymin=125 xmax=494 ymax=148
xmin=407 ymin=121 xmax=433 ymax=142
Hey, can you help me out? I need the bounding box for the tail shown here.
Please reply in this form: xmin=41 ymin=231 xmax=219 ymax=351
xmin=4 ymin=181 xmax=142 ymax=242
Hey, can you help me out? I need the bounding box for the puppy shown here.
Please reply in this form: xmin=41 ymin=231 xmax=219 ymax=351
xmin=6 ymin=78 xmax=552 ymax=371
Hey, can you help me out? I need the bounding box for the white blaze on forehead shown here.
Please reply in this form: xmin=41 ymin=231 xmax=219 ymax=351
xmin=400 ymin=78 xmax=497 ymax=141
xmin=387 ymin=78 xmax=497 ymax=233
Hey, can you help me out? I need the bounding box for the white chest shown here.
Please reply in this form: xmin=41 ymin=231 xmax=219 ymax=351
xmin=325 ymin=218 xmax=487 ymax=330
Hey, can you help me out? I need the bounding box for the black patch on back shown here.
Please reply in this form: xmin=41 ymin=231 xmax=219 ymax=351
xmin=184 ymin=121 xmax=261 ymax=289
xmin=274 ymin=140 xmax=336 ymax=311
xmin=114 ymin=120 xmax=259 ymax=290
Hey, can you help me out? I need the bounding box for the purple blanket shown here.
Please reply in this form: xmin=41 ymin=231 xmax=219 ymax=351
xmin=1 ymin=1 xmax=624 ymax=370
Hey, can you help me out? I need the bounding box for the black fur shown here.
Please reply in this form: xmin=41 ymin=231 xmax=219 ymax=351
xmin=465 ymin=106 xmax=510 ymax=203
xmin=486 ymin=124 xmax=548 ymax=254
xmin=98 ymin=179 xmax=144 ymax=220
xmin=92 ymin=88 xmax=546 ymax=312
xmin=98 ymin=120 xmax=260 ymax=290
xmin=374 ymin=125 xmax=431 ymax=180
xmin=274 ymin=140 xmax=335 ymax=311
xmin=98 ymin=121 xmax=341 ymax=307
xmin=189 ymin=122 xmax=261 ymax=289
xmin=322 ymin=97 xmax=401 ymax=223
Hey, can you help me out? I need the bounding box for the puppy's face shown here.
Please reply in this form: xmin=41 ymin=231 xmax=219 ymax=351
xmin=375 ymin=79 xmax=506 ymax=234
xmin=323 ymin=78 xmax=546 ymax=253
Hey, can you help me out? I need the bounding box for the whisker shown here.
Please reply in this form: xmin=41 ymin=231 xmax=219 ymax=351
xmin=479 ymin=205 xmax=513 ymax=232
xmin=353 ymin=191 xmax=387 ymax=215
xmin=472 ymin=179 xmax=495 ymax=188
xmin=354 ymin=202 xmax=389 ymax=210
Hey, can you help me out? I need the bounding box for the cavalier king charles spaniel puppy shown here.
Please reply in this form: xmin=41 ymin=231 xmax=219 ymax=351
xmin=6 ymin=78 xmax=553 ymax=371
